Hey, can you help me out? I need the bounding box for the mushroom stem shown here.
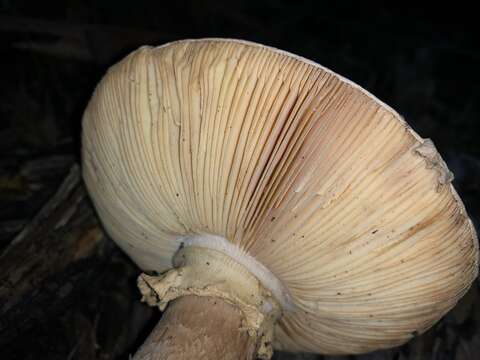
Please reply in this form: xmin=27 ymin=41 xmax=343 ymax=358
xmin=133 ymin=295 xmax=257 ymax=360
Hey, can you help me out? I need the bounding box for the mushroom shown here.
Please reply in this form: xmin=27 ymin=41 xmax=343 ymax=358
xmin=81 ymin=39 xmax=478 ymax=359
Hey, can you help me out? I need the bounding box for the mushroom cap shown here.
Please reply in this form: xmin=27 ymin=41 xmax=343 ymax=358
xmin=82 ymin=39 xmax=478 ymax=354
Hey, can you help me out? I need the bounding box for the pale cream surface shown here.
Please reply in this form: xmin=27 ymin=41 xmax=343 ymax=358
xmin=82 ymin=39 xmax=478 ymax=354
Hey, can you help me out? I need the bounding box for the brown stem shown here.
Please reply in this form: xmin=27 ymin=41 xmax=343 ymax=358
xmin=133 ymin=295 xmax=258 ymax=360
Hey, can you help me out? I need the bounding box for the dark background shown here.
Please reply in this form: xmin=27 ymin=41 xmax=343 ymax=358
xmin=1 ymin=1 xmax=479 ymax=359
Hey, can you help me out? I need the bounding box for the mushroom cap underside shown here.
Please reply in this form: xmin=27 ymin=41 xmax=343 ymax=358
xmin=82 ymin=38 xmax=478 ymax=354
